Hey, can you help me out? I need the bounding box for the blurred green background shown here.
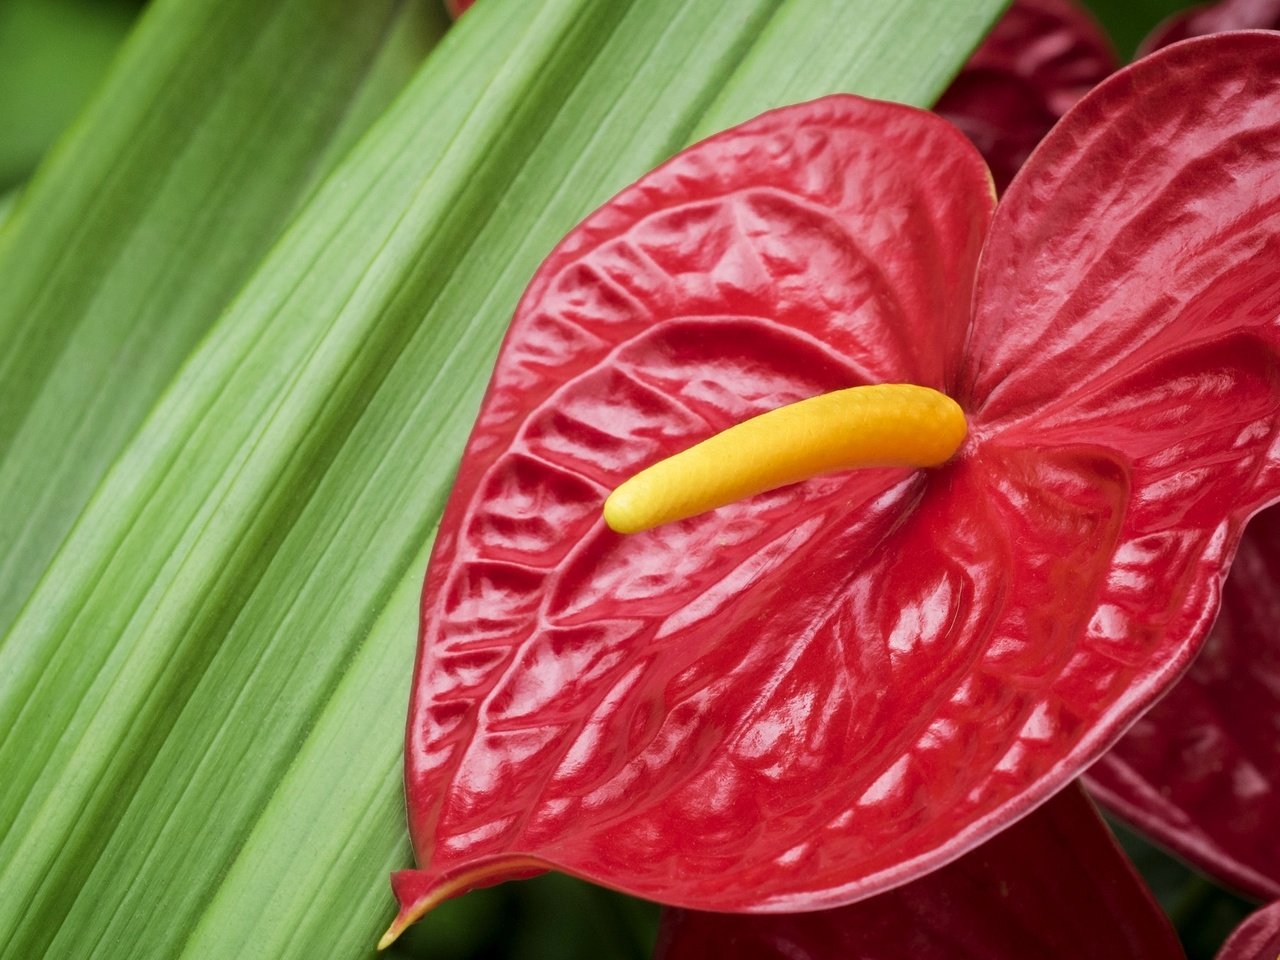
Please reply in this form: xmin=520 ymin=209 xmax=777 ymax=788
xmin=0 ymin=0 xmax=144 ymax=190
xmin=0 ymin=1 xmax=1264 ymax=958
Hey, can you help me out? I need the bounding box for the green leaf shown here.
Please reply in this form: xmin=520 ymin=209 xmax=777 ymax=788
xmin=0 ymin=0 xmax=445 ymax=640
xmin=0 ymin=1 xmax=1005 ymax=957
xmin=0 ymin=189 xmax=16 ymax=231
xmin=0 ymin=0 xmax=140 ymax=189
xmin=692 ymin=0 xmax=1011 ymax=134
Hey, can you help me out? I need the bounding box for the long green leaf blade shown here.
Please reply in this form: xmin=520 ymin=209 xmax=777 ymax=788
xmin=0 ymin=1 xmax=1005 ymax=956
xmin=696 ymin=0 xmax=1012 ymax=132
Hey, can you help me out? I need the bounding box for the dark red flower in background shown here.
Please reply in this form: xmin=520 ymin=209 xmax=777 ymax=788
xmin=654 ymin=785 xmax=1183 ymax=960
xmin=382 ymin=31 xmax=1280 ymax=947
xmin=657 ymin=805 xmax=1280 ymax=960
xmin=1216 ymin=900 xmax=1280 ymax=959
xmin=1140 ymin=0 xmax=1280 ymax=53
xmin=936 ymin=0 xmax=1116 ymax=190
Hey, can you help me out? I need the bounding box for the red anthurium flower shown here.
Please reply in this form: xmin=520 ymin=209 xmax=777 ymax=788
xmin=382 ymin=32 xmax=1280 ymax=947
xmin=936 ymin=0 xmax=1116 ymax=191
xmin=653 ymin=784 xmax=1183 ymax=960
xmin=1140 ymin=0 xmax=1280 ymax=55
xmin=1217 ymin=900 xmax=1280 ymax=959
xmin=1087 ymin=507 xmax=1280 ymax=900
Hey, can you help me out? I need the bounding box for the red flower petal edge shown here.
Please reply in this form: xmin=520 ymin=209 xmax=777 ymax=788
xmin=937 ymin=0 xmax=1116 ymax=191
xmin=654 ymin=782 xmax=1182 ymax=960
xmin=1217 ymin=900 xmax=1280 ymax=960
xmin=1081 ymin=0 xmax=1280 ymax=906
xmin=1140 ymin=0 xmax=1280 ymax=57
xmin=389 ymin=33 xmax=1280 ymax=939
xmin=961 ymin=29 xmax=1280 ymax=903
xmin=1087 ymin=508 xmax=1280 ymax=900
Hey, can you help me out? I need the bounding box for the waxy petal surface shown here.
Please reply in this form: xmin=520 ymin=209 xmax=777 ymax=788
xmin=964 ymin=32 xmax=1280 ymax=433
xmin=400 ymin=95 xmax=996 ymax=919
xmin=1217 ymin=900 xmax=1280 ymax=959
xmin=397 ymin=33 xmax=1280 ymax=927
xmin=654 ymin=784 xmax=1182 ymax=960
xmin=937 ymin=0 xmax=1116 ymax=191
xmin=1088 ymin=507 xmax=1280 ymax=900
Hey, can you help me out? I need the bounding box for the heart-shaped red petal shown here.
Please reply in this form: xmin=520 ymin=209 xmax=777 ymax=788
xmin=395 ymin=96 xmax=994 ymax=931
xmin=391 ymin=34 xmax=1280 ymax=939
xmin=654 ymin=783 xmax=1182 ymax=960
xmin=957 ymin=36 xmax=1280 ymax=899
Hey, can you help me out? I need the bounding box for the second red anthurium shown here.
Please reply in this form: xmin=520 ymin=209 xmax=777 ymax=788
xmin=936 ymin=0 xmax=1116 ymax=190
xmin=655 ymin=784 xmax=1185 ymax=960
xmin=382 ymin=31 xmax=1280 ymax=947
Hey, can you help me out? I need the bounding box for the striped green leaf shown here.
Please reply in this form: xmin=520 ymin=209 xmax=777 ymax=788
xmin=0 ymin=0 xmax=445 ymax=639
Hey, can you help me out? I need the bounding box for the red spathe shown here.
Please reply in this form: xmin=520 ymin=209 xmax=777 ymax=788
xmin=1082 ymin=0 xmax=1280 ymax=902
xmin=391 ymin=31 xmax=1280 ymax=932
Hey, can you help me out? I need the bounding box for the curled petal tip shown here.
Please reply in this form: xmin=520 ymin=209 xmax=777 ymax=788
xmin=376 ymin=922 xmax=404 ymax=951
xmin=379 ymin=858 xmax=548 ymax=948
xmin=378 ymin=870 xmax=432 ymax=950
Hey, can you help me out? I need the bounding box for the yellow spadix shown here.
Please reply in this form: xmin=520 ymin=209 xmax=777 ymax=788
xmin=603 ymin=384 xmax=966 ymax=534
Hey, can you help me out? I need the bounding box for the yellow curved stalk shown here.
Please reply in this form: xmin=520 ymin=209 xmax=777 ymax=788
xmin=604 ymin=384 xmax=966 ymax=534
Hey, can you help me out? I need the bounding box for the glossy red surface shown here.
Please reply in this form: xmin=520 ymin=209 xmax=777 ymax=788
xmin=654 ymin=783 xmax=1182 ymax=960
xmin=937 ymin=0 xmax=1116 ymax=191
xmin=1141 ymin=0 xmax=1280 ymax=55
xmin=1217 ymin=900 xmax=1280 ymax=959
xmin=394 ymin=33 xmax=1280 ymax=926
xmin=1088 ymin=508 xmax=1280 ymax=900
